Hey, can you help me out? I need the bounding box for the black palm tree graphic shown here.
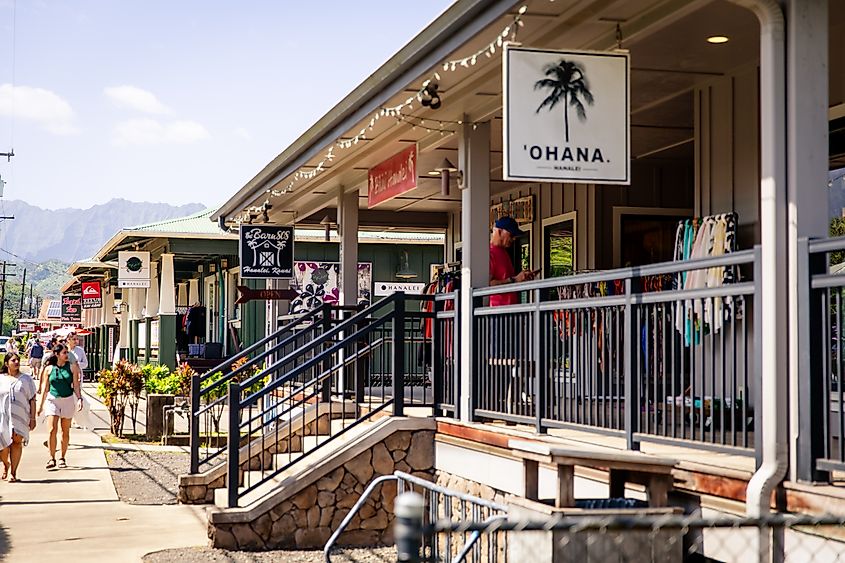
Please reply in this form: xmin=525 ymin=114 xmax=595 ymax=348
xmin=534 ymin=60 xmax=594 ymax=143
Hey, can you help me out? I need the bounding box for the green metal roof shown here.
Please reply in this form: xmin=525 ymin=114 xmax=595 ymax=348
xmin=125 ymin=208 xmax=229 ymax=236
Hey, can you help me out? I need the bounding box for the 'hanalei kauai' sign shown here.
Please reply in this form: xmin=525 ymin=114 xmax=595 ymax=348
xmin=368 ymin=144 xmax=417 ymax=208
xmin=239 ymin=225 xmax=294 ymax=279
xmin=503 ymin=46 xmax=630 ymax=185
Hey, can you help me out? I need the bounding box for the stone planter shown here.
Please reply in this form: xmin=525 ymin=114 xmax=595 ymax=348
xmin=146 ymin=393 xmax=175 ymax=441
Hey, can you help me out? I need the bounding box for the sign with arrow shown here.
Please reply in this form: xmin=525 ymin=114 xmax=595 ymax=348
xmin=234 ymin=285 xmax=298 ymax=305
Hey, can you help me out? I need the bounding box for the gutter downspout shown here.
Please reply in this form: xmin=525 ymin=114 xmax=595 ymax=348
xmin=726 ymin=0 xmax=788 ymax=518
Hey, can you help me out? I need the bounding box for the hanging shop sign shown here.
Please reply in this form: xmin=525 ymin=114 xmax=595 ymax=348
xmin=374 ymin=281 xmax=426 ymax=297
xmin=61 ymin=294 xmax=82 ymax=323
xmin=234 ymin=286 xmax=298 ymax=305
xmin=239 ymin=225 xmax=294 ymax=279
xmin=368 ymin=144 xmax=417 ymax=208
xmin=118 ymin=251 xmax=151 ymax=288
xmin=503 ymin=46 xmax=630 ymax=185
xmin=81 ymin=281 xmax=103 ymax=309
xmin=18 ymin=322 xmax=35 ymax=332
xmin=490 ymin=195 xmax=535 ymax=230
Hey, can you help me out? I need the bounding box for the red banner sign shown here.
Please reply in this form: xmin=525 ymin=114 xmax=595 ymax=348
xmin=368 ymin=144 xmax=417 ymax=208
xmin=81 ymin=281 xmax=103 ymax=309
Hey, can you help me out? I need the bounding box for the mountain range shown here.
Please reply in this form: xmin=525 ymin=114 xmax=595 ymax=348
xmin=0 ymin=198 xmax=205 ymax=263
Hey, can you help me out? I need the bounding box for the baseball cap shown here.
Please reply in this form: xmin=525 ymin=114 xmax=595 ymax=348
xmin=494 ymin=216 xmax=524 ymax=237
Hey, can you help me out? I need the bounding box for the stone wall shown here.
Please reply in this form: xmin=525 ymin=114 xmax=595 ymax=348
xmin=209 ymin=429 xmax=435 ymax=550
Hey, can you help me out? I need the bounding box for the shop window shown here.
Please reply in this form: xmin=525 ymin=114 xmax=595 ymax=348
xmin=543 ymin=215 xmax=575 ymax=279
xmin=509 ymin=227 xmax=532 ymax=272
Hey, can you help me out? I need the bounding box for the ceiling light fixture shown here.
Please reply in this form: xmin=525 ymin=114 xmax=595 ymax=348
xmin=706 ymin=35 xmax=730 ymax=44
xmin=433 ymin=158 xmax=460 ymax=197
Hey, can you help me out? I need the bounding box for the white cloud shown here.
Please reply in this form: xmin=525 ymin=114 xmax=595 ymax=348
xmin=234 ymin=127 xmax=252 ymax=141
xmin=104 ymin=85 xmax=171 ymax=115
xmin=113 ymin=118 xmax=210 ymax=145
xmin=0 ymin=84 xmax=77 ymax=135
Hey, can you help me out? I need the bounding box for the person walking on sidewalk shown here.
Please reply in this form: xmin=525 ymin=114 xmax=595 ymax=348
xmin=36 ymin=344 xmax=82 ymax=469
xmin=67 ymin=333 xmax=89 ymax=382
xmin=28 ymin=337 xmax=44 ymax=380
xmin=0 ymin=353 xmax=37 ymax=481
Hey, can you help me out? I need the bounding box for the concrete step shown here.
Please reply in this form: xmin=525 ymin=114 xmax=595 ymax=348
xmin=213 ymin=417 xmax=376 ymax=508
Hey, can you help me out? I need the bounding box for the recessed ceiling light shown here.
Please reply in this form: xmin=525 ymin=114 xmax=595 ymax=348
xmin=707 ymin=35 xmax=730 ymax=44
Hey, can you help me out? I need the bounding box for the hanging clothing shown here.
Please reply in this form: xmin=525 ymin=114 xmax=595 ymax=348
xmin=672 ymin=213 xmax=739 ymax=344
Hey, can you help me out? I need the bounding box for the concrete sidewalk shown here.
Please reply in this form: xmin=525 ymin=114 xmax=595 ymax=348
xmin=0 ymin=397 xmax=208 ymax=561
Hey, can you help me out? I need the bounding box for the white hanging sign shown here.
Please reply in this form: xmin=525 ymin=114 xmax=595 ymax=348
xmin=117 ymin=251 xmax=151 ymax=288
xmin=503 ymin=46 xmax=630 ymax=185
xmin=374 ymin=282 xmax=425 ymax=297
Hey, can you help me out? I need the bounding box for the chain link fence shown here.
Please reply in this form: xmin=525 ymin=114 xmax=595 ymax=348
xmin=393 ymin=495 xmax=845 ymax=563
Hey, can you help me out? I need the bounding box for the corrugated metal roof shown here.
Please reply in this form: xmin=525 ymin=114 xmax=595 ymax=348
xmin=125 ymin=208 xmax=230 ymax=236
xmin=294 ymin=229 xmax=444 ymax=244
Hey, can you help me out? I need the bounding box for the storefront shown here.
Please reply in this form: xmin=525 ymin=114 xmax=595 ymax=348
xmin=208 ymin=0 xmax=843 ymax=509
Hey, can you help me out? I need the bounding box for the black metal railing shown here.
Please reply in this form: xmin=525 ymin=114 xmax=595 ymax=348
xmin=223 ymin=292 xmax=433 ymax=508
xmin=434 ymin=291 xmax=459 ymax=416
xmin=804 ymin=236 xmax=845 ymax=478
xmin=470 ymin=250 xmax=759 ymax=454
xmin=189 ymin=303 xmax=355 ymax=473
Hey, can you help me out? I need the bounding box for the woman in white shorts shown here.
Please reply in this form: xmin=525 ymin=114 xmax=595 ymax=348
xmin=36 ymin=344 xmax=82 ymax=469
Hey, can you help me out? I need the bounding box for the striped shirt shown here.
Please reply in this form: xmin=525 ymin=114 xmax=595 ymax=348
xmin=0 ymin=374 xmax=37 ymax=445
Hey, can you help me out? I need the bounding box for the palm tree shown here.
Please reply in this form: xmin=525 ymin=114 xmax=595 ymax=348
xmin=534 ymin=60 xmax=594 ymax=143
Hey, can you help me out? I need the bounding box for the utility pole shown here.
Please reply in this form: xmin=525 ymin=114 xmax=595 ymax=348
xmin=28 ymin=284 xmax=33 ymax=317
xmin=0 ymin=262 xmax=16 ymax=335
xmin=18 ymin=267 xmax=26 ymax=318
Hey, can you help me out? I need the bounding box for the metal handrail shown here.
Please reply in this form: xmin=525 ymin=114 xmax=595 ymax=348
xmin=191 ymin=304 xmax=349 ymax=473
xmin=473 ymin=249 xmax=755 ymax=297
xmin=453 ymin=515 xmax=508 ymax=563
xmin=323 ymin=471 xmax=507 ymax=562
xmin=226 ymin=293 xmax=427 ymax=506
xmin=236 ymin=292 xmax=434 ymax=405
xmin=324 ymin=474 xmax=397 ymax=562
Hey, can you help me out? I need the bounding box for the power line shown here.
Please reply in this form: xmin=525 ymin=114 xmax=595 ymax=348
xmin=0 ymin=246 xmax=70 ymax=277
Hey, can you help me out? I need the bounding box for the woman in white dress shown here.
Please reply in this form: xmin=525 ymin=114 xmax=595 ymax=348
xmin=0 ymin=353 xmax=37 ymax=481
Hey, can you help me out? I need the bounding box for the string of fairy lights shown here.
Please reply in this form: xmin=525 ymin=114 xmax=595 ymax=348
xmin=235 ymin=5 xmax=531 ymax=225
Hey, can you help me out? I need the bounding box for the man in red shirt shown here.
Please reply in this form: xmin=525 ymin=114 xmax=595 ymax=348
xmin=489 ymin=217 xmax=534 ymax=306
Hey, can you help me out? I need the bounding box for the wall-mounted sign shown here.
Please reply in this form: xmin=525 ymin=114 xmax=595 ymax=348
xmin=118 ymin=251 xmax=151 ymax=288
xmin=374 ymin=281 xmax=426 ymax=297
xmin=368 ymin=144 xmax=417 ymax=208
xmin=81 ymin=281 xmax=103 ymax=309
xmin=490 ymin=195 xmax=535 ymax=230
xmin=503 ymin=46 xmax=630 ymax=185
xmin=239 ymin=225 xmax=294 ymax=279
xmin=234 ymin=286 xmax=298 ymax=305
xmin=61 ymin=294 xmax=82 ymax=323
xmin=18 ymin=322 xmax=35 ymax=332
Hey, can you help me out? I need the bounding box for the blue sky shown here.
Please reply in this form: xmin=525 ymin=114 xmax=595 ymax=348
xmin=0 ymin=0 xmax=452 ymax=209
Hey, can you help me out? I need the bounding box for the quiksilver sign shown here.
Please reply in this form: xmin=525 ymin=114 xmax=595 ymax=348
xmin=239 ymin=225 xmax=294 ymax=279
xmin=503 ymin=46 xmax=630 ymax=185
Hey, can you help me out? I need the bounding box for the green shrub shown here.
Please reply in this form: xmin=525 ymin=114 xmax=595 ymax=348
xmin=97 ymin=360 xmax=144 ymax=437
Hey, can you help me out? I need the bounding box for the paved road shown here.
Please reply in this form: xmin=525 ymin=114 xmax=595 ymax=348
xmin=0 ymin=385 xmax=208 ymax=562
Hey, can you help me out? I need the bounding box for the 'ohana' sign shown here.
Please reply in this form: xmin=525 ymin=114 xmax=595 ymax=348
xmin=503 ymin=46 xmax=630 ymax=185
xmin=239 ymin=225 xmax=294 ymax=279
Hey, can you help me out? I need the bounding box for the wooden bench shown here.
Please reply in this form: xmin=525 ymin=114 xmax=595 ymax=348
xmin=509 ymin=439 xmax=677 ymax=508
